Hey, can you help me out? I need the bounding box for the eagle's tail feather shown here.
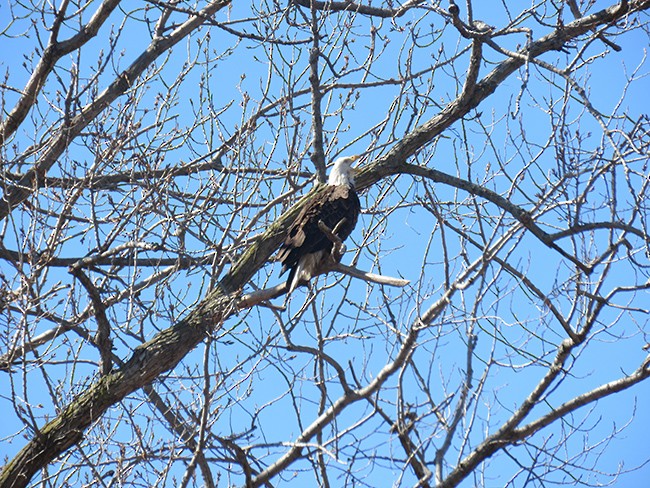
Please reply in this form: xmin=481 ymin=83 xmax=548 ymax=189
xmin=286 ymin=266 xmax=299 ymax=294
xmin=287 ymin=252 xmax=325 ymax=293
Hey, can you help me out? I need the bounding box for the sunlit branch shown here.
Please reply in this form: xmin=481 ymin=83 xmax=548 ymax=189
xmin=293 ymin=0 xmax=425 ymax=18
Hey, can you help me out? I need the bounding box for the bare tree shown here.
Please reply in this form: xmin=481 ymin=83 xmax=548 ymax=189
xmin=1 ymin=0 xmax=649 ymax=486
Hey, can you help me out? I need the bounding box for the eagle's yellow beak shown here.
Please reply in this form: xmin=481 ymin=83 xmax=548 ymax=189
xmin=349 ymin=155 xmax=362 ymax=175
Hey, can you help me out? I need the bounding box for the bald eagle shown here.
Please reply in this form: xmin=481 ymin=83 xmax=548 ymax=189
xmin=278 ymin=155 xmax=361 ymax=292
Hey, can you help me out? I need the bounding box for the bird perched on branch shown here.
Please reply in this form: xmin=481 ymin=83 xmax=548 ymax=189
xmin=277 ymin=155 xmax=362 ymax=293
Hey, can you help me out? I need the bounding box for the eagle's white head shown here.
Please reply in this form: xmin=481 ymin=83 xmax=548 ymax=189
xmin=328 ymin=155 xmax=360 ymax=186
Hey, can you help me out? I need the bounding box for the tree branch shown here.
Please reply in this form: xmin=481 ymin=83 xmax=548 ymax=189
xmin=292 ymin=0 xmax=425 ymax=18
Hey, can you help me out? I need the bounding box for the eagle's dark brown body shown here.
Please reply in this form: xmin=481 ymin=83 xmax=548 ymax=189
xmin=278 ymin=183 xmax=360 ymax=292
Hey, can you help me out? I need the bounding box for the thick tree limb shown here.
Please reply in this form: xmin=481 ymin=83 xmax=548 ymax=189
xmin=307 ymin=0 xmax=327 ymax=183
xmin=567 ymin=0 xmax=623 ymax=51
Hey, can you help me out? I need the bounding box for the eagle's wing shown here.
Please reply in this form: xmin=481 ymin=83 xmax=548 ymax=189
xmin=277 ymin=185 xmax=360 ymax=275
